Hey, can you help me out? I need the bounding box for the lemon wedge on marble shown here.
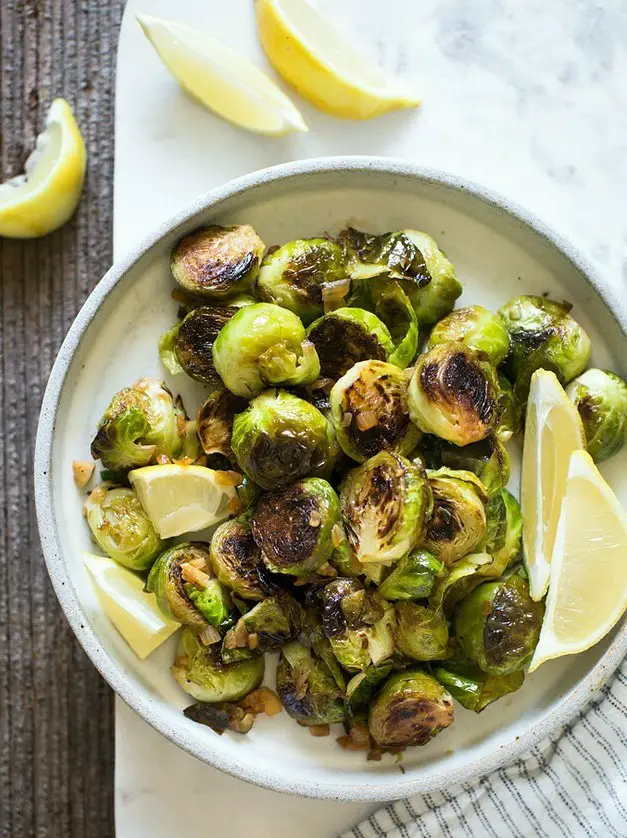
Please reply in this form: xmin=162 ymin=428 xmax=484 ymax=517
xmin=0 ymin=98 xmax=86 ymax=239
xmin=255 ymin=0 xmax=420 ymax=119
xmin=137 ymin=13 xmax=307 ymax=135
xmin=521 ymin=369 xmax=586 ymax=601
xmin=129 ymin=464 xmax=238 ymax=539
xmin=529 ymin=450 xmax=627 ymax=671
xmin=84 ymin=553 xmax=179 ymax=659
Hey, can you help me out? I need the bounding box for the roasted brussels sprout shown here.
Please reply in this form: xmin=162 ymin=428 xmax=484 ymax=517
xmin=173 ymin=628 xmax=264 ymax=703
xmin=210 ymin=519 xmax=277 ymax=601
xmin=91 ymin=378 xmax=185 ymax=470
xmin=429 ymin=553 xmax=497 ymax=615
xmin=321 ymin=578 xmax=395 ymax=671
xmin=378 ymin=550 xmax=445 ymax=601
xmin=222 ymin=593 xmax=303 ymax=662
xmin=340 ymin=452 xmax=431 ymax=564
xmin=196 ymin=389 xmax=248 ymax=461
xmin=498 ymin=295 xmax=591 ymax=400
xmin=276 ymin=640 xmax=346 ymax=726
xmin=330 ymin=360 xmax=421 ymax=463
xmin=307 ymin=307 xmax=394 ymax=380
xmin=482 ymin=489 xmax=522 ymax=573
xmin=328 ymin=524 xmax=364 ymax=578
xmin=428 ymin=305 xmax=510 ymax=366
xmin=421 ymin=435 xmax=510 ymax=496
xmin=344 ymin=664 xmax=393 ymax=723
xmin=402 ymin=230 xmax=462 ymax=325
xmin=496 ymin=373 xmax=521 ymax=442
xmin=213 ymin=303 xmax=320 ymax=397
xmin=231 ymin=390 xmax=336 ymax=490
xmin=171 ymin=225 xmax=265 ymax=299
xmin=368 ymin=669 xmax=454 ymax=748
xmin=394 ymin=603 xmax=449 ymax=661
xmin=432 ymin=656 xmax=524 ymax=712
xmin=251 ymin=478 xmax=340 ymax=576
xmin=566 ymin=368 xmax=627 ymax=462
xmin=408 ymin=343 xmax=501 ymax=446
xmin=147 ymin=542 xmax=231 ymax=630
xmin=256 ymin=238 xmax=347 ymax=324
xmin=84 ymin=485 xmax=165 ymax=571
xmin=423 ymin=468 xmax=488 ymax=566
xmin=454 ymin=574 xmax=544 ymax=675
xmin=339 ymin=227 xmax=432 ymax=285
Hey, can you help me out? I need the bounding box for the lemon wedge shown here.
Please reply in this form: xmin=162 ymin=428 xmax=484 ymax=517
xmin=84 ymin=553 xmax=179 ymax=659
xmin=137 ymin=13 xmax=307 ymax=136
xmin=529 ymin=450 xmax=627 ymax=671
xmin=521 ymin=369 xmax=586 ymax=601
xmin=129 ymin=464 xmax=238 ymax=539
xmin=0 ymin=98 xmax=86 ymax=239
xmin=255 ymin=0 xmax=420 ymax=119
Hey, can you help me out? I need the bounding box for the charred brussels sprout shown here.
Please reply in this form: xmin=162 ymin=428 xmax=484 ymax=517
xmin=422 ymin=435 xmax=510 ymax=496
xmin=340 ymin=452 xmax=431 ymax=564
xmin=321 ymin=578 xmax=395 ymax=671
xmin=231 ymin=391 xmax=336 ymax=490
xmin=339 ymin=227 xmax=432 ymax=285
xmin=498 ymin=295 xmax=591 ymax=401
xmin=368 ymin=669 xmax=454 ymax=749
xmin=482 ymin=489 xmax=522 ymax=573
xmin=196 ymin=389 xmax=248 ymax=461
xmin=394 ymin=603 xmax=449 ymax=661
xmin=428 ymin=305 xmax=510 ymax=366
xmin=454 ymin=574 xmax=544 ymax=675
xmin=171 ymin=225 xmax=265 ymax=299
xmin=402 ymin=230 xmax=462 ymax=325
xmin=173 ymin=628 xmax=264 ymax=703
xmin=307 ymin=307 xmax=394 ymax=380
xmin=423 ymin=468 xmax=488 ymax=566
xmin=210 ymin=519 xmax=277 ymax=601
xmin=566 ymin=369 xmax=627 ymax=462
xmin=408 ymin=343 xmax=501 ymax=446
xmin=222 ymin=593 xmax=303 ymax=662
xmin=256 ymin=238 xmax=347 ymax=324
xmin=85 ymin=485 xmax=164 ymax=571
xmin=213 ymin=303 xmax=320 ymax=397
xmin=277 ymin=640 xmax=346 ymax=726
xmin=251 ymin=478 xmax=340 ymax=576
xmin=378 ymin=550 xmax=445 ymax=601
xmin=349 ymin=277 xmax=419 ymax=369
xmin=432 ymin=656 xmax=524 ymax=712
xmin=330 ymin=360 xmax=421 ymax=463
xmin=91 ymin=379 xmax=184 ymax=471
xmin=496 ymin=374 xmax=521 ymax=442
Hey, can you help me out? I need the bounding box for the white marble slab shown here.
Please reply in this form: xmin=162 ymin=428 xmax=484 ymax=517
xmin=114 ymin=0 xmax=627 ymax=835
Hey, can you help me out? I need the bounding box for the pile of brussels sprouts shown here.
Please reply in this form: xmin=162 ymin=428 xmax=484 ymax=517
xmin=85 ymin=222 xmax=627 ymax=755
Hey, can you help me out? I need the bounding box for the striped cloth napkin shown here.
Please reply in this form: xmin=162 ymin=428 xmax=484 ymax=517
xmin=342 ymin=657 xmax=627 ymax=838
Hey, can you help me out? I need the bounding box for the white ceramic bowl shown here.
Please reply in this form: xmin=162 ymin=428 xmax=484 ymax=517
xmin=35 ymin=158 xmax=627 ymax=801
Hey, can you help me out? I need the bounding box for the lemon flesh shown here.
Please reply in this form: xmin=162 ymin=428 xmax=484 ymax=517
xmin=521 ymin=369 xmax=586 ymax=601
xmin=529 ymin=450 xmax=627 ymax=671
xmin=256 ymin=0 xmax=420 ymax=119
xmin=0 ymin=98 xmax=86 ymax=239
xmin=137 ymin=13 xmax=307 ymax=136
xmin=84 ymin=553 xmax=179 ymax=659
xmin=129 ymin=464 xmax=237 ymax=539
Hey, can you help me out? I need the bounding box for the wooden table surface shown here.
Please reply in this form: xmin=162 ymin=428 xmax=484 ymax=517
xmin=1 ymin=2 xmax=125 ymax=835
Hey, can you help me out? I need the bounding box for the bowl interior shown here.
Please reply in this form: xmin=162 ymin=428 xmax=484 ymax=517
xmin=38 ymin=163 xmax=627 ymax=800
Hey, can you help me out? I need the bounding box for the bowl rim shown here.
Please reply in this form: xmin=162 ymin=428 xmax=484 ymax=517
xmin=35 ymin=156 xmax=627 ymax=801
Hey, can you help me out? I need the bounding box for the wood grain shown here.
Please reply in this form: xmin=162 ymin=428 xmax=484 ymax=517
xmin=0 ymin=2 xmax=124 ymax=836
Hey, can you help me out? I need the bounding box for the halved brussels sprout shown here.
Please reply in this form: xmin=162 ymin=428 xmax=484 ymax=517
xmin=91 ymin=378 xmax=185 ymax=471
xmin=498 ymin=295 xmax=591 ymax=400
xmin=196 ymin=389 xmax=248 ymax=461
xmin=423 ymin=468 xmax=488 ymax=566
xmin=276 ymin=640 xmax=346 ymax=726
xmin=408 ymin=342 xmax=501 ymax=446
xmin=454 ymin=573 xmax=544 ymax=675
xmin=432 ymin=656 xmax=524 ymax=712
xmin=251 ymin=478 xmax=340 ymax=576
xmin=210 ymin=519 xmax=277 ymax=601
xmin=339 ymin=227 xmax=432 ymax=285
xmin=340 ymin=452 xmax=431 ymax=564
xmin=307 ymin=307 xmax=394 ymax=380
xmin=321 ymin=578 xmax=395 ymax=672
xmin=345 ymin=664 xmax=393 ymax=723
xmin=221 ymin=593 xmax=303 ymax=663
xmin=330 ymin=360 xmax=421 ymax=463
xmin=566 ymin=368 xmax=627 ymax=462
xmin=402 ymin=230 xmax=462 ymax=325
xmin=394 ymin=603 xmax=449 ymax=661
xmin=378 ymin=550 xmax=445 ymax=601
xmin=368 ymin=669 xmax=454 ymax=748
xmin=171 ymin=225 xmax=265 ymax=299
xmin=428 ymin=553 xmax=497 ymax=615
xmin=428 ymin=305 xmax=510 ymax=366
xmin=84 ymin=485 xmax=165 ymax=571
xmin=481 ymin=489 xmax=522 ymax=573
xmin=422 ymin=435 xmax=510 ymax=496
xmin=173 ymin=628 xmax=264 ymax=703
xmin=255 ymin=238 xmax=347 ymax=324
xmin=231 ymin=390 xmax=336 ymax=490
xmin=213 ymin=303 xmax=320 ymax=397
